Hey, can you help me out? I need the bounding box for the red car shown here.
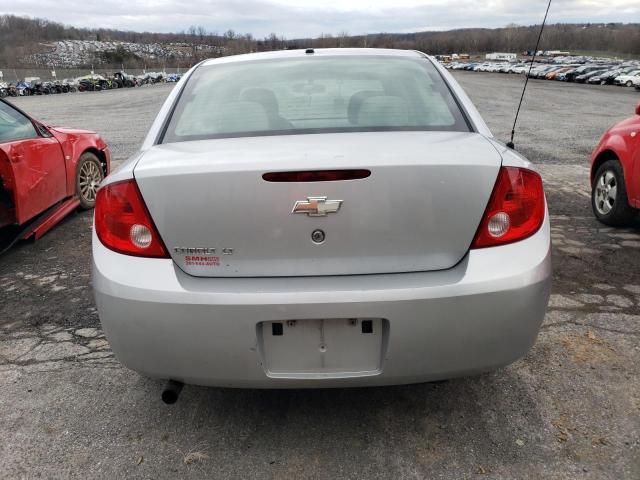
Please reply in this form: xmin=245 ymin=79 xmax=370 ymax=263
xmin=0 ymin=99 xmax=110 ymax=250
xmin=591 ymin=101 xmax=640 ymax=226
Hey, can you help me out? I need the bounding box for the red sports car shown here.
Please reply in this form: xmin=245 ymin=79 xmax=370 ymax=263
xmin=0 ymin=99 xmax=110 ymax=250
xmin=591 ymin=101 xmax=640 ymax=226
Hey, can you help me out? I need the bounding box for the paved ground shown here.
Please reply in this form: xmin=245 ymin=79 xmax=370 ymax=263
xmin=1 ymin=74 xmax=639 ymax=479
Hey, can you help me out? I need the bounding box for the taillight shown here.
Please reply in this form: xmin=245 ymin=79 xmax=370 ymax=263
xmin=94 ymin=179 xmax=169 ymax=258
xmin=471 ymin=167 xmax=545 ymax=249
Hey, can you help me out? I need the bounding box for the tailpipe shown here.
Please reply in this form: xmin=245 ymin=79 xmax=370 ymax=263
xmin=161 ymin=380 xmax=184 ymax=404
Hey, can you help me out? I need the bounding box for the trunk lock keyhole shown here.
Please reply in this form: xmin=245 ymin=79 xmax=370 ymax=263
xmin=311 ymin=229 xmax=325 ymax=244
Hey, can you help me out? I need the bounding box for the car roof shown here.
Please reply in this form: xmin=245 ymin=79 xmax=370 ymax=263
xmin=200 ymin=48 xmax=425 ymax=67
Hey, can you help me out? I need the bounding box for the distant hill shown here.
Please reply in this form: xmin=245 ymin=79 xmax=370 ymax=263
xmin=0 ymin=15 xmax=230 ymax=67
xmin=1 ymin=14 xmax=638 ymax=68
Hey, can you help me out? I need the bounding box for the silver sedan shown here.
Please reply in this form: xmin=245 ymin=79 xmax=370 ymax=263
xmin=92 ymin=49 xmax=551 ymax=391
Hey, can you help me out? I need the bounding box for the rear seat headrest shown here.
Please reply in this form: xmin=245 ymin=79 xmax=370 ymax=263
xmin=347 ymin=90 xmax=383 ymax=125
xmin=211 ymin=101 xmax=270 ymax=133
xmin=354 ymin=96 xmax=409 ymax=127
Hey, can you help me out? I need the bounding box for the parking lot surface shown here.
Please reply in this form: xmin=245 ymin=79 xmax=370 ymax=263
xmin=1 ymin=74 xmax=639 ymax=479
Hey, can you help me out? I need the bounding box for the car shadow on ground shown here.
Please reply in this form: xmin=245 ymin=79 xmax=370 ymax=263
xmin=127 ymin=368 xmax=545 ymax=473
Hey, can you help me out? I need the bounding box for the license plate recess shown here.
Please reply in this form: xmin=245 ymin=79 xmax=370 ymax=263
xmin=258 ymin=318 xmax=386 ymax=379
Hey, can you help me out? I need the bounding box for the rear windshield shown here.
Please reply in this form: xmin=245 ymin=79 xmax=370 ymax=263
xmin=161 ymin=55 xmax=470 ymax=143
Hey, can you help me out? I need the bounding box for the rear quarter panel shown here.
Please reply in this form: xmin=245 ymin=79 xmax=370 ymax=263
xmin=50 ymin=128 xmax=110 ymax=195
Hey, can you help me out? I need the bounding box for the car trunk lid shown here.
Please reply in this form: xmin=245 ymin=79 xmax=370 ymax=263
xmin=134 ymin=131 xmax=502 ymax=277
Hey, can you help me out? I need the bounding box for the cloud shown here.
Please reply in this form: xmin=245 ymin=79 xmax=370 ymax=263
xmin=4 ymin=0 xmax=638 ymax=38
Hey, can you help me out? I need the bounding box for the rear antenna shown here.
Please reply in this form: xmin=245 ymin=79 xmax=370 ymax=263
xmin=507 ymin=0 xmax=553 ymax=150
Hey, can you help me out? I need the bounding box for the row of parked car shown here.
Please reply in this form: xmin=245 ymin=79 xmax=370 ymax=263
xmin=0 ymin=71 xmax=182 ymax=97
xmin=0 ymin=79 xmax=78 ymax=96
xmin=445 ymin=60 xmax=640 ymax=89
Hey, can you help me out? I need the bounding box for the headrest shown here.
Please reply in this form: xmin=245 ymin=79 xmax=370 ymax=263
xmin=240 ymin=88 xmax=279 ymax=114
xmin=354 ymin=96 xmax=409 ymax=127
xmin=347 ymin=90 xmax=383 ymax=124
xmin=210 ymin=101 xmax=270 ymax=133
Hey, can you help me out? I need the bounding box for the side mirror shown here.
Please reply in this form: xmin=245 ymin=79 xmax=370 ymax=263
xmin=636 ymin=102 xmax=640 ymax=116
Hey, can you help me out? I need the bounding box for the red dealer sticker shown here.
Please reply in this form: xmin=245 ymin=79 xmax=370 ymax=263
xmin=185 ymin=255 xmax=220 ymax=267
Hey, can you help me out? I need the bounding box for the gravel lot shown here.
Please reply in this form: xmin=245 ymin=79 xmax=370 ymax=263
xmin=1 ymin=73 xmax=639 ymax=479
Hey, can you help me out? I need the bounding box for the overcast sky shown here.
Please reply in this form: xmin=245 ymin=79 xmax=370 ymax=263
xmin=5 ymin=0 xmax=639 ymax=38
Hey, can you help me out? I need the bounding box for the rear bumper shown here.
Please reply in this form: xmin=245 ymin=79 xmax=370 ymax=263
xmin=93 ymin=216 xmax=551 ymax=388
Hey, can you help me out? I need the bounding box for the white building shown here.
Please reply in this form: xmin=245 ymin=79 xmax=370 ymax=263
xmin=485 ymin=52 xmax=517 ymax=61
xmin=544 ymin=50 xmax=571 ymax=57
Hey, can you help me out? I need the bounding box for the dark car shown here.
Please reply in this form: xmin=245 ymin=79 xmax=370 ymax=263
xmin=588 ymin=69 xmax=623 ymax=85
xmin=566 ymin=65 xmax=606 ymax=82
xmin=576 ymin=69 xmax=608 ymax=83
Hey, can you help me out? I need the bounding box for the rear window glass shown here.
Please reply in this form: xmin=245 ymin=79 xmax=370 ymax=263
xmin=161 ymin=55 xmax=470 ymax=143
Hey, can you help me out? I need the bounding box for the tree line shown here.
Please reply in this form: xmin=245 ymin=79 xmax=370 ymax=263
xmin=299 ymin=24 xmax=640 ymax=57
xmin=1 ymin=14 xmax=638 ymax=68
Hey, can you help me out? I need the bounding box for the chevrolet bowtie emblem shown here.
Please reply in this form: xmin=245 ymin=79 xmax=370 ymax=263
xmin=292 ymin=197 xmax=343 ymax=217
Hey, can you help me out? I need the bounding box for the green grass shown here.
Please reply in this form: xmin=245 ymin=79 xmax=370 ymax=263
xmin=570 ymin=50 xmax=638 ymax=60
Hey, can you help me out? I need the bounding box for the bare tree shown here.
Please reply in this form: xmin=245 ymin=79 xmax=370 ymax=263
xmin=1 ymin=14 xmax=639 ymax=68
